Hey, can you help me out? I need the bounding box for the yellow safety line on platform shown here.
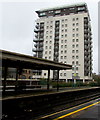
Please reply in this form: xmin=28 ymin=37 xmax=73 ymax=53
xmin=36 ymin=98 xmax=99 ymax=120
xmin=53 ymin=101 xmax=100 ymax=120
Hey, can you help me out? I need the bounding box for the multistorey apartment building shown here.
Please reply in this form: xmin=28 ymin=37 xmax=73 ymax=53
xmin=33 ymin=3 xmax=93 ymax=82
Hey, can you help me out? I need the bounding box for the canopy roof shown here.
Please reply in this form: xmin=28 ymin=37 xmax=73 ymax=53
xmin=0 ymin=50 xmax=72 ymax=70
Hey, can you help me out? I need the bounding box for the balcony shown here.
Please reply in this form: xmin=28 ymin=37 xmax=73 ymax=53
xmin=34 ymin=29 xmax=40 ymax=33
xmin=84 ymin=45 xmax=88 ymax=50
xmin=84 ymin=30 xmax=88 ymax=34
xmin=84 ymin=34 xmax=88 ymax=39
xmin=84 ymin=25 xmax=88 ymax=29
xmin=84 ymin=40 xmax=88 ymax=45
xmin=55 ymin=27 xmax=59 ymax=30
xmin=84 ymin=20 xmax=88 ymax=24
xmin=39 ymin=38 xmax=44 ymax=41
xmin=35 ymin=24 xmax=39 ymax=29
xmin=55 ymin=36 xmax=59 ymax=40
xmin=55 ymin=31 xmax=59 ymax=35
xmin=33 ymin=54 xmax=37 ymax=57
xmin=84 ymin=51 xmax=89 ymax=56
xmin=32 ymin=48 xmax=43 ymax=52
xmin=35 ymin=34 xmax=38 ymax=38
xmin=33 ymin=39 xmax=39 ymax=42
xmin=34 ymin=43 xmax=43 ymax=47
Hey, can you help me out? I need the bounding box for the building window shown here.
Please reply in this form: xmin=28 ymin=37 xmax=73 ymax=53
xmin=72 ymin=73 xmax=74 ymax=76
xmin=61 ymin=51 xmax=63 ymax=54
xmin=76 ymin=56 xmax=79 ymax=59
xmin=46 ymin=26 xmax=49 ymax=29
xmin=61 ymin=35 xmax=63 ymax=38
xmin=76 ymin=67 xmax=78 ymax=70
xmin=76 ymin=28 xmax=79 ymax=31
xmin=49 ymin=56 xmax=51 ymax=59
xmin=73 ymin=34 xmax=75 ymax=37
xmin=44 ymin=73 xmax=46 ymax=76
xmin=76 ymin=73 xmax=78 ymax=76
xmin=73 ymin=28 xmax=75 ymax=32
xmin=49 ymin=51 xmax=51 ymax=54
xmin=65 ymin=24 xmax=67 ymax=27
xmin=65 ymin=45 xmax=67 ymax=48
xmin=76 ymin=44 xmax=79 ymax=47
xmin=76 ymin=18 xmax=79 ymax=20
xmin=72 ymin=61 xmax=75 ymax=65
xmin=45 ymin=51 xmax=47 ymax=54
xmin=62 ymin=29 xmax=64 ymax=32
xmin=72 ymin=50 xmax=75 ymax=53
xmin=50 ymin=41 xmax=52 ymax=44
xmin=72 ymin=56 xmax=75 ymax=59
xmin=76 ymin=61 xmax=79 ymax=65
xmin=62 ymin=19 xmax=64 ymax=22
xmin=45 ymin=57 xmax=47 ymax=59
xmin=61 ymin=40 xmax=63 ymax=43
xmin=46 ymin=41 xmax=48 ymax=43
xmin=65 ymin=29 xmax=67 ymax=32
xmin=72 ymin=39 xmax=75 ymax=42
xmin=73 ymin=23 xmax=75 ymax=26
xmin=65 ymin=19 xmax=68 ymax=21
xmin=45 ymin=46 xmax=48 ymax=49
xmin=50 ymin=26 xmax=52 ymax=29
xmin=60 ymin=73 xmax=62 ymax=76
xmin=64 ymin=56 xmax=67 ymax=59
xmin=61 ymin=56 xmax=63 ymax=59
xmin=76 ymin=23 xmax=79 ymax=26
xmin=65 ymin=34 xmax=67 ymax=37
xmin=64 ymin=50 xmax=67 ymax=53
xmin=65 ymin=40 xmax=67 ymax=43
xmin=64 ymin=73 xmax=66 ymax=76
xmin=72 ymin=45 xmax=75 ymax=48
xmin=50 ymin=31 xmax=52 ymax=34
xmin=76 ymin=39 xmax=79 ymax=42
xmin=76 ymin=50 xmax=79 ymax=53
xmin=62 ymin=24 xmax=64 ymax=28
xmin=72 ymin=18 xmax=75 ymax=21
xmin=64 ymin=61 xmax=67 ymax=64
xmin=76 ymin=34 xmax=79 ymax=37
xmin=49 ymin=46 xmax=51 ymax=49
xmin=50 ymin=36 xmax=52 ymax=39
xmin=61 ymin=45 xmax=63 ymax=48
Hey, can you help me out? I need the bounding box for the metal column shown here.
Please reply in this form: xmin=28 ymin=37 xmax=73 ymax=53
xmin=3 ymin=66 xmax=8 ymax=93
xmin=47 ymin=69 xmax=50 ymax=90
xmin=57 ymin=70 xmax=59 ymax=91
xmin=15 ymin=67 xmax=18 ymax=91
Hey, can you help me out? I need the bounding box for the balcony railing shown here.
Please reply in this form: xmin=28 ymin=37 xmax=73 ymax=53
xmin=34 ymin=43 xmax=43 ymax=47
xmin=32 ymin=48 xmax=43 ymax=52
xmin=34 ymin=29 xmax=40 ymax=33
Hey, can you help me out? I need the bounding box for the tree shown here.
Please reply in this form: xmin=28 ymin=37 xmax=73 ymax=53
xmin=92 ymin=73 xmax=100 ymax=86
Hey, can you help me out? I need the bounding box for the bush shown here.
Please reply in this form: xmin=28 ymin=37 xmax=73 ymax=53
xmin=39 ymin=78 xmax=47 ymax=85
xmin=88 ymin=82 xmax=98 ymax=87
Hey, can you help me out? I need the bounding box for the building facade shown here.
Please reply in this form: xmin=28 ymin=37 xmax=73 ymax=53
xmin=33 ymin=3 xmax=93 ymax=82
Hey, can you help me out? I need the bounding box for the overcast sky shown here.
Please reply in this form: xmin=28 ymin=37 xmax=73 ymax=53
xmin=0 ymin=0 xmax=99 ymax=74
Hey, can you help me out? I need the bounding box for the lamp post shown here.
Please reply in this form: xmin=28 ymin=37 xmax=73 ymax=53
xmin=74 ymin=65 xmax=76 ymax=85
xmin=73 ymin=64 xmax=80 ymax=87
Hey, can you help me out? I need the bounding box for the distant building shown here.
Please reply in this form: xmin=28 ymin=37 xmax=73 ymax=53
xmin=33 ymin=3 xmax=93 ymax=82
xmin=2 ymin=68 xmax=33 ymax=79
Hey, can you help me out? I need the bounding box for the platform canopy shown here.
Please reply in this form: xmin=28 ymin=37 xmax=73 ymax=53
xmin=0 ymin=50 xmax=72 ymax=70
